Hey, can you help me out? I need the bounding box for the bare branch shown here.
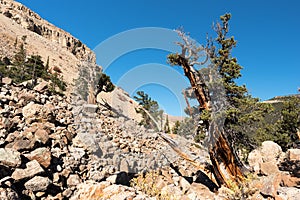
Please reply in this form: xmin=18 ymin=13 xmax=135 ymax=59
xmin=175 ymin=29 xmax=208 ymax=67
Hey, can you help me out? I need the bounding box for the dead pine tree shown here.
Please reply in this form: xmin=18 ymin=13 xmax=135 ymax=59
xmin=167 ymin=14 xmax=248 ymax=187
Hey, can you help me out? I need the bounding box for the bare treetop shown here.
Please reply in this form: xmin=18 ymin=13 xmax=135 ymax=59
xmin=174 ymin=29 xmax=209 ymax=67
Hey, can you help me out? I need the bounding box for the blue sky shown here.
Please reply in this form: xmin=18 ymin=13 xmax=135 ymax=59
xmin=16 ymin=0 xmax=300 ymax=116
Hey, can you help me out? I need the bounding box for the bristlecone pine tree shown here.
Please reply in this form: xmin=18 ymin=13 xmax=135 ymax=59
xmin=167 ymin=13 xmax=252 ymax=187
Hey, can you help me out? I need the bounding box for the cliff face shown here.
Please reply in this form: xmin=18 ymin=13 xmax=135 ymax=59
xmin=0 ymin=0 xmax=94 ymax=62
xmin=0 ymin=0 xmax=99 ymax=87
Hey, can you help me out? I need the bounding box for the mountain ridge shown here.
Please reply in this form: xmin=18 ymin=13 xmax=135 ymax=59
xmin=0 ymin=0 xmax=94 ymax=62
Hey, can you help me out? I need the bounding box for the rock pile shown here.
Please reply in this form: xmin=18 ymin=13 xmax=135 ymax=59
xmin=0 ymin=78 xmax=79 ymax=199
xmin=0 ymin=78 xmax=300 ymax=200
xmin=0 ymin=78 xmax=207 ymax=199
xmin=247 ymin=141 xmax=300 ymax=200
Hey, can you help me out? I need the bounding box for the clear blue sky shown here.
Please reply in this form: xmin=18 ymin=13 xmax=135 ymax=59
xmin=17 ymin=0 xmax=300 ymax=116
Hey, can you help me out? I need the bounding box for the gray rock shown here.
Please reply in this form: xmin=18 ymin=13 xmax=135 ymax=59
xmin=120 ymin=158 xmax=129 ymax=173
xmin=12 ymin=160 xmax=44 ymax=181
xmin=69 ymin=147 xmax=86 ymax=161
xmin=72 ymin=132 xmax=101 ymax=153
xmin=0 ymin=148 xmax=21 ymax=167
xmin=24 ymin=176 xmax=51 ymax=192
xmin=83 ymin=104 xmax=98 ymax=113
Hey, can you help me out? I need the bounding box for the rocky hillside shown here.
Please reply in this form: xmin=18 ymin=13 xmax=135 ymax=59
xmin=0 ymin=0 xmax=96 ymax=85
xmin=0 ymin=77 xmax=209 ymax=199
xmin=1 ymin=76 xmax=300 ymax=200
xmin=0 ymin=1 xmax=299 ymax=199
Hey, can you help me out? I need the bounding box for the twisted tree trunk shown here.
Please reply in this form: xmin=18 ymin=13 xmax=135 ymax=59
xmin=177 ymin=55 xmax=246 ymax=187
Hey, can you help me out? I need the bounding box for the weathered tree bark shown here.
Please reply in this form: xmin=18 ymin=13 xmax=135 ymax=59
xmin=176 ymin=55 xmax=246 ymax=187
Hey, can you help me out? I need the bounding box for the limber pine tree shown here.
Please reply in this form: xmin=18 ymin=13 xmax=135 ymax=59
xmin=134 ymin=91 xmax=163 ymax=130
xmin=167 ymin=14 xmax=248 ymax=187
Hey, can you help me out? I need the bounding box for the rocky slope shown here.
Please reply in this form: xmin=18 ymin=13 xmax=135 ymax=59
xmin=0 ymin=76 xmax=300 ymax=200
xmin=0 ymin=1 xmax=299 ymax=199
xmin=0 ymin=77 xmax=210 ymax=199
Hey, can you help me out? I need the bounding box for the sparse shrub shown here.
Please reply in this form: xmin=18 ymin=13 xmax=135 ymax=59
xmin=96 ymin=73 xmax=115 ymax=94
xmin=221 ymin=174 xmax=258 ymax=200
xmin=49 ymin=72 xmax=66 ymax=94
xmin=0 ymin=42 xmax=67 ymax=93
xmin=130 ymin=170 xmax=172 ymax=200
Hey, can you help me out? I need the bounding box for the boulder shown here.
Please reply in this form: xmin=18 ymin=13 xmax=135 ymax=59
xmin=70 ymin=181 xmax=111 ymax=200
xmin=248 ymin=141 xmax=283 ymax=173
xmin=259 ymin=174 xmax=282 ymax=198
xmin=83 ymin=104 xmax=98 ymax=113
xmin=24 ymin=176 xmax=51 ymax=192
xmin=248 ymin=149 xmax=263 ymax=173
xmin=18 ymin=91 xmax=36 ymax=104
xmin=6 ymin=138 xmax=35 ymax=151
xmin=261 ymin=141 xmax=283 ymax=163
xmin=12 ymin=160 xmax=44 ymax=181
xmin=72 ymin=132 xmax=101 ymax=154
xmin=178 ymin=177 xmax=191 ymax=193
xmin=187 ymin=183 xmax=215 ymax=200
xmin=67 ymin=174 xmax=81 ymax=187
xmin=34 ymin=128 xmax=50 ymax=144
xmin=106 ymin=174 xmax=118 ymax=184
xmin=22 ymin=102 xmax=55 ymax=124
xmin=22 ymin=102 xmax=42 ymax=119
xmin=24 ymin=147 xmax=51 ymax=168
xmin=287 ymin=149 xmax=300 ymax=161
xmin=160 ymin=184 xmax=183 ymax=199
xmin=120 ymin=158 xmax=129 ymax=173
xmin=0 ymin=148 xmax=21 ymax=167
xmin=260 ymin=161 xmax=279 ymax=176
xmin=102 ymin=184 xmax=136 ymax=200
xmin=280 ymin=172 xmax=300 ymax=188
xmin=278 ymin=187 xmax=300 ymax=200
